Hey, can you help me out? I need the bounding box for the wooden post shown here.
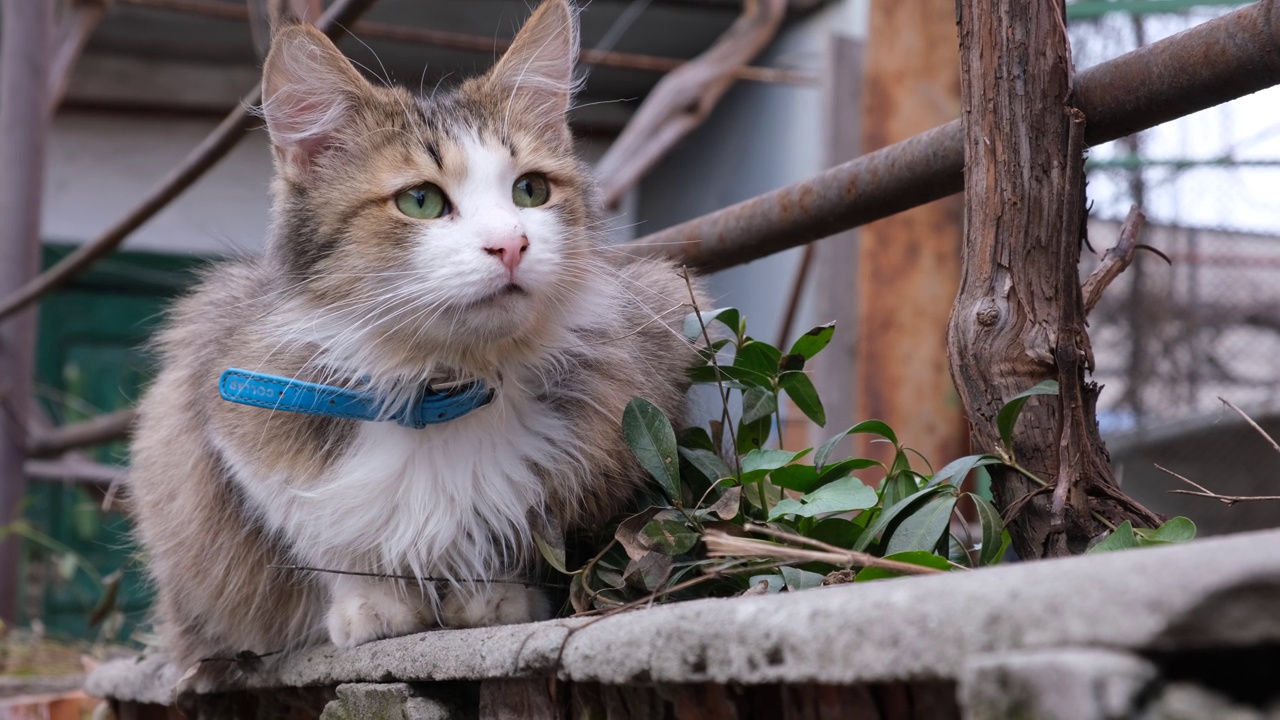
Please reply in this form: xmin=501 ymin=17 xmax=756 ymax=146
xmin=949 ymin=0 xmax=1161 ymax=558
xmin=853 ymin=1 xmax=967 ymax=472
xmin=0 ymin=0 xmax=53 ymax=623
xmin=801 ymin=36 xmax=862 ymax=456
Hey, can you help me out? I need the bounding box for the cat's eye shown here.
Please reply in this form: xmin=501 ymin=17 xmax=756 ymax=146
xmin=512 ymin=173 xmax=550 ymax=208
xmin=395 ymin=184 xmax=449 ymax=220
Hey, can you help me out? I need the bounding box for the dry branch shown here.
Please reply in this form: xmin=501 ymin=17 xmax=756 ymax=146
xmin=1157 ymin=397 xmax=1280 ymax=505
xmin=116 ymin=0 xmax=813 ymax=85
xmin=703 ymin=528 xmax=945 ymax=576
xmin=1219 ymin=396 xmax=1280 ymax=456
xmin=594 ymin=0 xmax=787 ymax=208
xmin=1159 ymin=464 xmax=1280 ymax=506
xmin=0 ymin=0 xmax=380 ymax=323
xmin=26 ymin=408 xmax=136 ymax=459
xmin=49 ymin=0 xmax=106 ymax=113
xmin=25 ymin=457 xmax=127 ymax=485
xmin=1082 ymin=205 xmax=1147 ymax=315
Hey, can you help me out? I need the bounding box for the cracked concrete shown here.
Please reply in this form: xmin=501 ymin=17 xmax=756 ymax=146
xmin=86 ymin=527 xmax=1280 ymax=711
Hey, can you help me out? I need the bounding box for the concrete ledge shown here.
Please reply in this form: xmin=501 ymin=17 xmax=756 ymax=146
xmin=87 ymin=528 xmax=1280 ymax=706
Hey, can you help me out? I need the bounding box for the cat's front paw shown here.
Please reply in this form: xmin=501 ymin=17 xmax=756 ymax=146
xmin=441 ymin=583 xmax=551 ymax=628
xmin=326 ymin=579 xmax=436 ymax=647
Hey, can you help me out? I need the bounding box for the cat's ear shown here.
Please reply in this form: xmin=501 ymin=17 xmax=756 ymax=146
xmin=487 ymin=0 xmax=579 ymax=133
xmin=261 ymin=24 xmax=372 ymax=173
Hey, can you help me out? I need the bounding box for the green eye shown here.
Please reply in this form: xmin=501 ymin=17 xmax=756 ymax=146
xmin=395 ymin=184 xmax=448 ymax=219
xmin=512 ymin=173 xmax=550 ymax=208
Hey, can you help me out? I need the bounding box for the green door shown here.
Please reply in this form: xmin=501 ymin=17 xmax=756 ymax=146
xmin=21 ymin=245 xmax=208 ymax=642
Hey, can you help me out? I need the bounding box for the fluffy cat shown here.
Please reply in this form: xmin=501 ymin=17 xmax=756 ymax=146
xmin=126 ymin=0 xmax=701 ymax=669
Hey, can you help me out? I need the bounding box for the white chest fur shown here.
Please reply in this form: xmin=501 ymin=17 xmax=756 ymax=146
xmin=230 ymin=385 xmax=571 ymax=582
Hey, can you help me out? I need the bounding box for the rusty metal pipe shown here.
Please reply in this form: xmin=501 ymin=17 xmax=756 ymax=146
xmin=629 ymin=0 xmax=1280 ymax=272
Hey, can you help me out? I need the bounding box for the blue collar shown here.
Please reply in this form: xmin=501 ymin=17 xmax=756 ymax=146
xmin=218 ymin=368 xmax=494 ymax=429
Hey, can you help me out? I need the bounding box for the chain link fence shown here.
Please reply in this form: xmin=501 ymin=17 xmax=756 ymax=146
xmin=1071 ymin=6 xmax=1280 ymax=532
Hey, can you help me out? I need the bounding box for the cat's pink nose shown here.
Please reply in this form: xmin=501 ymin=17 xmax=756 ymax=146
xmin=484 ymin=235 xmax=529 ymax=273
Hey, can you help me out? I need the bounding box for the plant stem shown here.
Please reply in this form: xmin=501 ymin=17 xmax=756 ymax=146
xmin=1008 ymin=462 xmax=1116 ymax=531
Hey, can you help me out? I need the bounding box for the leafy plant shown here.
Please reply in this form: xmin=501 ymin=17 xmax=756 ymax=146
xmin=541 ymin=308 xmax=1195 ymax=613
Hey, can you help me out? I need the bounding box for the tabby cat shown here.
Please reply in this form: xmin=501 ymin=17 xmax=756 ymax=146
xmin=127 ymin=0 xmax=701 ymax=668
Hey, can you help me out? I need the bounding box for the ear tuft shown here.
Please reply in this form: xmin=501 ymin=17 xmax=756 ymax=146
xmin=487 ymin=0 xmax=580 ymax=129
xmin=261 ymin=24 xmax=370 ymax=173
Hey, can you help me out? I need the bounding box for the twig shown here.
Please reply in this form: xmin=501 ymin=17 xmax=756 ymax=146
xmin=1082 ymin=204 xmax=1147 ymax=315
xmin=595 ymin=0 xmax=788 ymax=207
xmin=1218 ymin=396 xmax=1280 ymax=455
xmin=116 ymin=0 xmax=814 ymax=85
xmin=1001 ymin=485 xmax=1052 ymax=527
xmin=26 ymin=408 xmax=136 ymax=458
xmin=1157 ymin=464 xmax=1280 ymax=506
xmin=0 ymin=0 xmax=380 ymax=322
xmin=1051 ymin=108 xmax=1091 ymax=526
xmin=703 ymin=529 xmax=945 ymax=576
xmin=775 ymin=243 xmax=816 ymax=348
xmin=681 ymin=267 xmax=740 ymax=477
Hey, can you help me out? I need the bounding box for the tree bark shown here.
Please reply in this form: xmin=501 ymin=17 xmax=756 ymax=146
xmin=949 ymin=0 xmax=1162 ymax=559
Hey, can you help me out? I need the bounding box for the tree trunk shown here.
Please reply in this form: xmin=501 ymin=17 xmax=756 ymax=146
xmin=949 ymin=0 xmax=1162 ymax=559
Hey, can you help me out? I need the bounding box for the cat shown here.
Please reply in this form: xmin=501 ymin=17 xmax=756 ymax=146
xmin=126 ymin=0 xmax=702 ymax=669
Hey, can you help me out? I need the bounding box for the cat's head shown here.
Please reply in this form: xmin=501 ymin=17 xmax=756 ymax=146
xmin=260 ymin=0 xmax=601 ymax=377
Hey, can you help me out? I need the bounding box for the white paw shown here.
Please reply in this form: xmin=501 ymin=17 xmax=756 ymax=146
xmin=441 ymin=583 xmax=551 ymax=628
xmin=326 ymin=580 xmax=436 ymax=648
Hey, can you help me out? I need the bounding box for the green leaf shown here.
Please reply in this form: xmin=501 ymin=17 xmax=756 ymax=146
xmin=678 ymin=426 xmax=716 ymax=452
xmin=683 ymin=308 xmax=740 ymax=341
xmin=880 ymin=472 xmax=920 ymax=508
xmin=688 ymin=364 xmax=769 ymax=388
xmin=769 ymin=464 xmax=819 ymax=492
xmin=1134 ymin=516 xmax=1197 ymax=544
xmin=641 ymin=519 xmax=699 ymax=556
xmin=779 ymin=372 xmax=826 ymax=427
xmin=780 ymin=566 xmax=826 ymax=592
xmin=533 ymin=531 xmax=570 ymax=574
xmin=778 ymin=353 xmax=805 ymax=372
xmin=741 ymin=386 xmax=778 ymax=425
xmin=679 ymin=447 xmax=732 ymax=485
xmin=739 ymin=448 xmax=809 ymax=483
xmin=808 ymin=518 xmax=861 ymax=548
xmin=72 ymin=498 xmax=100 ymax=541
xmin=789 ymin=322 xmax=835 ymax=360
xmin=623 ymin=397 xmax=681 ymax=504
xmin=972 ymin=466 xmax=994 ymax=501
xmin=748 ymin=574 xmax=785 ymax=594
xmin=703 ymin=485 xmax=742 ymax=520
xmin=854 ymin=485 xmax=951 ymax=552
xmin=815 ymin=458 xmax=881 ymax=486
xmin=788 ymin=476 xmax=878 ymax=518
xmin=767 ymin=498 xmax=805 ymax=520
xmin=971 ymin=493 xmax=1005 ymax=565
xmin=885 ymin=495 xmax=958 ymax=555
xmin=996 ymin=380 xmax=1060 ymax=450
xmin=734 ymin=340 xmax=783 ymax=380
xmin=814 ymin=420 xmax=900 ymax=470
xmin=855 ymin=551 xmax=953 ymax=582
xmin=736 ymin=412 xmax=773 ymax=451
xmin=89 ymin=570 xmax=123 ymax=628
xmin=55 ymin=553 xmax=79 ymax=581
xmin=1086 ymin=520 xmax=1138 ymax=554
xmin=930 ymin=454 xmax=1003 ymax=487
